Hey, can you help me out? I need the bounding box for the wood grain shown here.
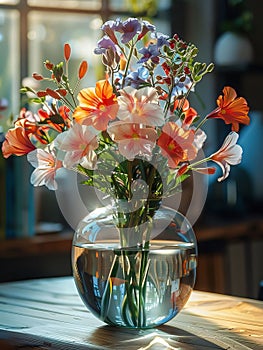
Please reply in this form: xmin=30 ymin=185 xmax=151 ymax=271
xmin=0 ymin=277 xmax=262 ymax=349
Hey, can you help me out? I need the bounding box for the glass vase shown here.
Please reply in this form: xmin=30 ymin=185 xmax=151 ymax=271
xmin=72 ymin=204 xmax=197 ymax=329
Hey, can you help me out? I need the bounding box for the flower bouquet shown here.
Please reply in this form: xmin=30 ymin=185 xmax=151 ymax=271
xmin=2 ymin=17 xmax=250 ymax=328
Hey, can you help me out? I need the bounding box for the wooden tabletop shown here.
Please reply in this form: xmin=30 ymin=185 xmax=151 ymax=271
xmin=0 ymin=277 xmax=262 ymax=350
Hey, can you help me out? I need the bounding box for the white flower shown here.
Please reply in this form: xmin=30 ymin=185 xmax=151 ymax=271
xmin=27 ymin=145 xmax=62 ymax=190
xmin=209 ymin=132 xmax=242 ymax=182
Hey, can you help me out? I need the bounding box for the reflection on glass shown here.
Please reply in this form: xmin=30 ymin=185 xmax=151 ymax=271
xmin=28 ymin=12 xmax=103 ymax=88
xmin=27 ymin=0 xmax=101 ymax=10
xmin=0 ymin=9 xmax=19 ymax=129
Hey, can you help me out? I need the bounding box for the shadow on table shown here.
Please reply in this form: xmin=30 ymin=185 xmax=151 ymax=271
xmin=88 ymin=324 xmax=223 ymax=350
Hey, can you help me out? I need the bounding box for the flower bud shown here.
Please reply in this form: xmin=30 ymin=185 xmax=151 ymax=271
xmin=56 ymin=89 xmax=67 ymax=97
xmin=44 ymin=60 xmax=54 ymax=70
xmin=37 ymin=90 xmax=48 ymax=97
xmin=46 ymin=88 xmax=61 ymax=99
xmin=78 ymin=61 xmax=88 ymax=80
xmin=64 ymin=43 xmax=71 ymax=61
xmin=32 ymin=73 xmax=44 ymax=81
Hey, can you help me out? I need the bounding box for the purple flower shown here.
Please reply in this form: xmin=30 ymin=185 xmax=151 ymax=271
xmin=118 ymin=18 xmax=142 ymax=44
xmin=138 ymin=20 xmax=156 ymax=40
xmin=101 ymin=19 xmax=122 ymax=44
xmin=126 ymin=66 xmax=150 ymax=88
xmin=94 ymin=36 xmax=116 ymax=54
xmin=156 ymin=32 xmax=169 ymax=48
xmin=138 ymin=44 xmax=160 ymax=64
xmin=142 ymin=20 xmax=155 ymax=33
xmin=102 ymin=19 xmax=122 ymax=32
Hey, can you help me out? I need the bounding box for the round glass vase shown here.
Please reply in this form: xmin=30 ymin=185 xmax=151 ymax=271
xmin=72 ymin=204 xmax=197 ymax=329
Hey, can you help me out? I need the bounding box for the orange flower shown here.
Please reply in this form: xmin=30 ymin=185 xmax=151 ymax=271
xmin=207 ymin=86 xmax=250 ymax=132
xmin=38 ymin=105 xmax=71 ymax=133
xmin=173 ymin=99 xmax=198 ymax=127
xmin=13 ymin=109 xmax=50 ymax=145
xmin=157 ymin=122 xmax=197 ymax=168
xmin=2 ymin=127 xmax=36 ymax=158
xmin=73 ymin=79 xmax=119 ymax=131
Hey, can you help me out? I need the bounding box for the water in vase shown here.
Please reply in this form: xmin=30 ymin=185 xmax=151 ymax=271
xmin=72 ymin=241 xmax=197 ymax=328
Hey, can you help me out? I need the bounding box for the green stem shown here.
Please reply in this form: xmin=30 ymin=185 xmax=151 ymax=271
xmin=195 ymin=115 xmax=209 ymax=131
xmin=188 ymin=156 xmax=211 ymax=169
xmin=122 ymin=251 xmax=139 ymax=326
xmin=121 ymin=42 xmax=135 ymax=89
xmin=138 ymin=248 xmax=150 ymax=327
xmin=110 ymin=160 xmax=162 ymax=327
xmin=163 ymin=80 xmax=174 ymax=119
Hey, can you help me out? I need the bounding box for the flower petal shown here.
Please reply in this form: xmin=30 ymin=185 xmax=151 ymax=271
xmin=117 ymin=86 xmax=165 ymax=126
xmin=207 ymin=86 xmax=250 ymax=131
xmin=2 ymin=127 xmax=36 ymax=158
xmin=209 ymin=132 xmax=243 ymax=181
xmin=27 ymin=147 xmax=62 ymax=190
xmin=73 ymin=80 xmax=118 ymax=130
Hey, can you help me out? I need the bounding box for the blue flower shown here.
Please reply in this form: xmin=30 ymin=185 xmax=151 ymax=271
xmin=172 ymin=76 xmax=194 ymax=97
xmin=126 ymin=66 xmax=150 ymax=88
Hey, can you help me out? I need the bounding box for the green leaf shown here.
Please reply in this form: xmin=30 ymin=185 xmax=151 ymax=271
xmin=20 ymin=86 xmax=35 ymax=93
xmin=29 ymin=98 xmax=44 ymax=104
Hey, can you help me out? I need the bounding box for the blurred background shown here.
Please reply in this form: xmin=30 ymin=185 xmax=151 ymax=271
xmin=0 ymin=0 xmax=262 ymax=299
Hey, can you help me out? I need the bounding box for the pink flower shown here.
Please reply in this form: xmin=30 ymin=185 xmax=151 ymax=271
xmin=56 ymin=122 xmax=99 ymax=169
xmin=117 ymin=86 xmax=164 ymax=126
xmin=27 ymin=146 xmax=62 ymax=190
xmin=107 ymin=121 xmax=158 ymax=160
xmin=209 ymin=132 xmax=242 ymax=182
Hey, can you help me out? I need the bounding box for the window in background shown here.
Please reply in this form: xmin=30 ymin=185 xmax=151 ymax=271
xmin=0 ymin=0 xmax=18 ymax=4
xmin=0 ymin=0 xmax=172 ymax=238
xmin=27 ymin=12 xmax=103 ymax=88
xmin=0 ymin=8 xmax=22 ymax=240
xmin=0 ymin=9 xmax=19 ymax=131
xmin=27 ymin=0 xmax=101 ymax=10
